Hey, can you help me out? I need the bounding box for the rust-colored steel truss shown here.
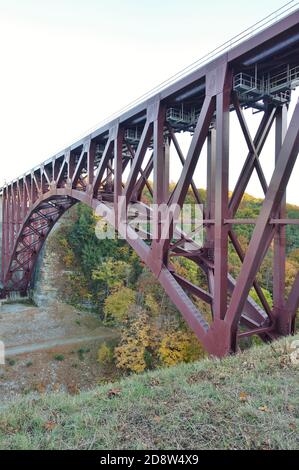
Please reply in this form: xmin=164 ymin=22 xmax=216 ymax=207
xmin=1 ymin=10 xmax=299 ymax=356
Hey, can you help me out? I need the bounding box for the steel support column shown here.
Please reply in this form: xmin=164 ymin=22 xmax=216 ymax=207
xmin=273 ymin=105 xmax=288 ymax=333
xmin=213 ymin=66 xmax=231 ymax=320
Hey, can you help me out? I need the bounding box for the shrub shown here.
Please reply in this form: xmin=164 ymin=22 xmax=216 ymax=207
xmin=114 ymin=308 xmax=150 ymax=373
xmin=103 ymin=287 xmax=135 ymax=323
xmin=158 ymin=329 xmax=205 ymax=367
xmin=97 ymin=343 xmax=113 ymax=366
xmin=54 ymin=355 xmax=64 ymax=362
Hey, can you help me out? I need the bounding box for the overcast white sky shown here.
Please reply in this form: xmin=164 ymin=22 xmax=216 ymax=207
xmin=0 ymin=0 xmax=298 ymax=203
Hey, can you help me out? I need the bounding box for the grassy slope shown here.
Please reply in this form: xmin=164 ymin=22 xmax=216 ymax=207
xmin=0 ymin=336 xmax=298 ymax=450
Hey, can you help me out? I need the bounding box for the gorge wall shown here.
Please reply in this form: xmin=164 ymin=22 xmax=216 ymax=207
xmin=32 ymin=213 xmax=72 ymax=307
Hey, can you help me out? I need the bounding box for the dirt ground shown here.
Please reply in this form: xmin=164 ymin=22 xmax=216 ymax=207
xmin=0 ymin=302 xmax=119 ymax=402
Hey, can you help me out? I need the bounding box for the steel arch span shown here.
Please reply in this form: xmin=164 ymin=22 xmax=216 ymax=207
xmin=1 ymin=8 xmax=299 ymax=356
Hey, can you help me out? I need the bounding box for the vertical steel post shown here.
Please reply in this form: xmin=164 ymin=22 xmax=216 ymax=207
xmin=87 ymin=140 xmax=96 ymax=193
xmin=213 ymin=67 xmax=231 ymax=320
xmin=67 ymin=151 xmax=76 ymax=184
xmin=286 ymin=272 xmax=299 ymax=332
xmin=152 ymin=103 xmax=168 ymax=270
xmin=273 ymin=105 xmax=288 ymax=333
xmin=114 ymin=125 xmax=124 ymax=229
xmin=206 ymin=128 xmax=216 ymax=247
xmin=153 ymin=104 xmax=166 ymax=206
xmin=206 ymin=127 xmax=216 ymax=317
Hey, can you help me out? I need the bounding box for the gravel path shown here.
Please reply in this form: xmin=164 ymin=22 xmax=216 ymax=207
xmin=5 ymin=333 xmax=117 ymax=357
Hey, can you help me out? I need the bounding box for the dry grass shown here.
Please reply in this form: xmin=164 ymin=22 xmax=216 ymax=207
xmin=0 ymin=335 xmax=298 ymax=450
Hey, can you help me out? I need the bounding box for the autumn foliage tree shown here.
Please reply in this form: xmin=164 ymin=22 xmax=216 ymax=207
xmin=114 ymin=307 xmax=151 ymax=373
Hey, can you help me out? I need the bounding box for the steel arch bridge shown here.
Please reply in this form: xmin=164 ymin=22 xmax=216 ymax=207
xmin=1 ymin=8 xmax=299 ymax=356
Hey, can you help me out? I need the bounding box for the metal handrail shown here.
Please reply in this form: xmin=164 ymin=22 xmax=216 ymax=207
xmin=234 ymin=65 xmax=299 ymax=95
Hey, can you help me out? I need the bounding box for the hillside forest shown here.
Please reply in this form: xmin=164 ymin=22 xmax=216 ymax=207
xmin=50 ymin=186 xmax=299 ymax=375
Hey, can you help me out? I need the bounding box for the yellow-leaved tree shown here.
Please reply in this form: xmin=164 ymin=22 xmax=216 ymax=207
xmin=114 ymin=308 xmax=151 ymax=373
xmin=97 ymin=342 xmax=114 ymax=365
xmin=158 ymin=329 xmax=205 ymax=366
xmin=103 ymin=287 xmax=135 ymax=323
xmin=92 ymin=259 xmax=131 ymax=291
